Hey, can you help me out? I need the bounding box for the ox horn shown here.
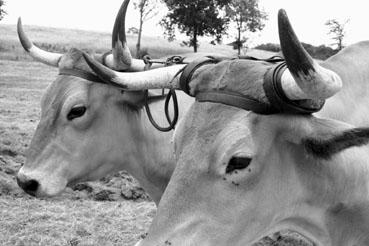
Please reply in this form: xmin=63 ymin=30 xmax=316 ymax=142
xmin=83 ymin=52 xmax=186 ymax=90
xmin=103 ymin=0 xmax=146 ymax=71
xmin=17 ymin=18 xmax=62 ymax=67
xmin=278 ymin=9 xmax=342 ymax=100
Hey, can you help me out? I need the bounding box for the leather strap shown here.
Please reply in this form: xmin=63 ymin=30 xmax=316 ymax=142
xmin=59 ymin=68 xmax=105 ymax=84
xmin=263 ymin=62 xmax=325 ymax=114
xmin=238 ymin=55 xmax=284 ymax=63
xmin=179 ymin=57 xmax=218 ymax=95
xmin=179 ymin=56 xmax=280 ymax=114
xmin=188 ymin=58 xmax=324 ymax=115
xmin=101 ymin=50 xmax=112 ymax=67
xmin=196 ymin=91 xmax=275 ymax=114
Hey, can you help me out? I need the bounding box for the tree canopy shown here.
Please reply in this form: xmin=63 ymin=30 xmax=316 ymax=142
xmin=225 ymin=0 xmax=267 ymax=55
xmin=0 ymin=0 xmax=7 ymax=21
xmin=325 ymin=19 xmax=349 ymax=51
xmin=133 ymin=0 xmax=161 ymax=57
xmin=161 ymin=0 xmax=231 ymax=52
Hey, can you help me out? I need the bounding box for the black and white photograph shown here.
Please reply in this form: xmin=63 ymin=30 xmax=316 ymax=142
xmin=0 ymin=0 xmax=369 ymax=245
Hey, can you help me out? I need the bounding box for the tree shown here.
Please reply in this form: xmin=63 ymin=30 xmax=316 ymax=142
xmin=133 ymin=0 xmax=160 ymax=58
xmin=161 ymin=0 xmax=231 ymax=52
xmin=325 ymin=19 xmax=349 ymax=51
xmin=225 ymin=0 xmax=267 ymax=55
xmin=0 ymin=0 xmax=7 ymax=21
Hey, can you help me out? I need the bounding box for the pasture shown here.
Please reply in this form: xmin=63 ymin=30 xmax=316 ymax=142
xmin=0 ymin=23 xmax=281 ymax=246
xmin=0 ymin=24 xmax=232 ymax=246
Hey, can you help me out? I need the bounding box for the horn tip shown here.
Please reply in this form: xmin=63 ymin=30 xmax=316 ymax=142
xmin=278 ymin=9 xmax=287 ymax=18
xmin=278 ymin=9 xmax=291 ymax=28
xmin=111 ymin=0 xmax=132 ymax=68
xmin=17 ymin=17 xmax=32 ymax=52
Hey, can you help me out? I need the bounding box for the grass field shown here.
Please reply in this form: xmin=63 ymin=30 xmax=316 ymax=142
xmin=0 ymin=23 xmax=243 ymax=60
xmin=0 ymin=197 xmax=155 ymax=246
xmin=0 ymin=23 xmax=278 ymax=246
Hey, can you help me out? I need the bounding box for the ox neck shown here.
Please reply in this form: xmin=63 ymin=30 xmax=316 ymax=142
xmin=121 ymin=99 xmax=176 ymax=205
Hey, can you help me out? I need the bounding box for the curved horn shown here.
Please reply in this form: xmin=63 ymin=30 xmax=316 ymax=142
xmin=278 ymin=9 xmax=342 ymax=100
xmin=103 ymin=0 xmax=146 ymax=71
xmin=17 ymin=18 xmax=62 ymax=67
xmin=84 ymin=53 xmax=185 ymax=90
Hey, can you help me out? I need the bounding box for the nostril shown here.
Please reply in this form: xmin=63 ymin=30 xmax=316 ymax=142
xmin=17 ymin=177 xmax=39 ymax=196
xmin=26 ymin=179 xmax=39 ymax=192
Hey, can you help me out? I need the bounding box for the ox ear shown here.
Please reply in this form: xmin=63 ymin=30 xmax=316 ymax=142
xmin=258 ymin=115 xmax=369 ymax=161
xmin=302 ymin=127 xmax=369 ymax=160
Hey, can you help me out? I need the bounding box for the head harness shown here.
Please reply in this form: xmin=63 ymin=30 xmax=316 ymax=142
xmin=58 ymin=54 xmax=324 ymax=132
xmin=179 ymin=56 xmax=324 ymax=115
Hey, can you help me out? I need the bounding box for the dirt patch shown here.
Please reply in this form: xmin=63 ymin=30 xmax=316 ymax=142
xmin=0 ymin=148 xmax=18 ymax=157
xmin=69 ymin=172 xmax=151 ymax=202
xmin=252 ymin=231 xmax=314 ymax=246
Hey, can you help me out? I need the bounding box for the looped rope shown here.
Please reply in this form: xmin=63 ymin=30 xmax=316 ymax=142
xmin=144 ymin=89 xmax=179 ymax=132
xmin=143 ymin=59 xmax=186 ymax=132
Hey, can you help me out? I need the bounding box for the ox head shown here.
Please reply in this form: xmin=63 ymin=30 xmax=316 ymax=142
xmin=16 ymin=0 xmax=169 ymax=198
xmin=86 ymin=9 xmax=369 ymax=245
xmin=138 ymin=112 xmax=369 ymax=246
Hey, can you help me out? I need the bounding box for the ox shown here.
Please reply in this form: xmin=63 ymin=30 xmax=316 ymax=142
xmin=15 ymin=0 xmax=201 ymax=204
xmin=86 ymin=9 xmax=369 ymax=246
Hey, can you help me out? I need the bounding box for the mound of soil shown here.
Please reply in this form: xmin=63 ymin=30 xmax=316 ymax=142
xmin=69 ymin=171 xmax=151 ymax=202
xmin=253 ymin=230 xmax=314 ymax=246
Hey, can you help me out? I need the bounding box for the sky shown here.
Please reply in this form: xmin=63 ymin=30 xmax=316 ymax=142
xmin=1 ymin=0 xmax=368 ymax=48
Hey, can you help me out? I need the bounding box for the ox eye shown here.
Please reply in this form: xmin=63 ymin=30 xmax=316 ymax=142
xmin=226 ymin=156 xmax=252 ymax=174
xmin=67 ymin=106 xmax=86 ymax=121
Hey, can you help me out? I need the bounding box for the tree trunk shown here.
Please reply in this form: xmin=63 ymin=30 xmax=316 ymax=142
xmin=237 ymin=26 xmax=241 ymax=55
xmin=136 ymin=10 xmax=144 ymax=58
xmin=237 ymin=17 xmax=243 ymax=56
xmin=338 ymin=37 xmax=343 ymax=51
xmin=193 ymin=28 xmax=198 ymax=53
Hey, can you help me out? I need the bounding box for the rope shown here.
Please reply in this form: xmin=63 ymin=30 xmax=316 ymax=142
xmin=143 ymin=58 xmax=185 ymax=132
xmin=144 ymin=89 xmax=179 ymax=132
